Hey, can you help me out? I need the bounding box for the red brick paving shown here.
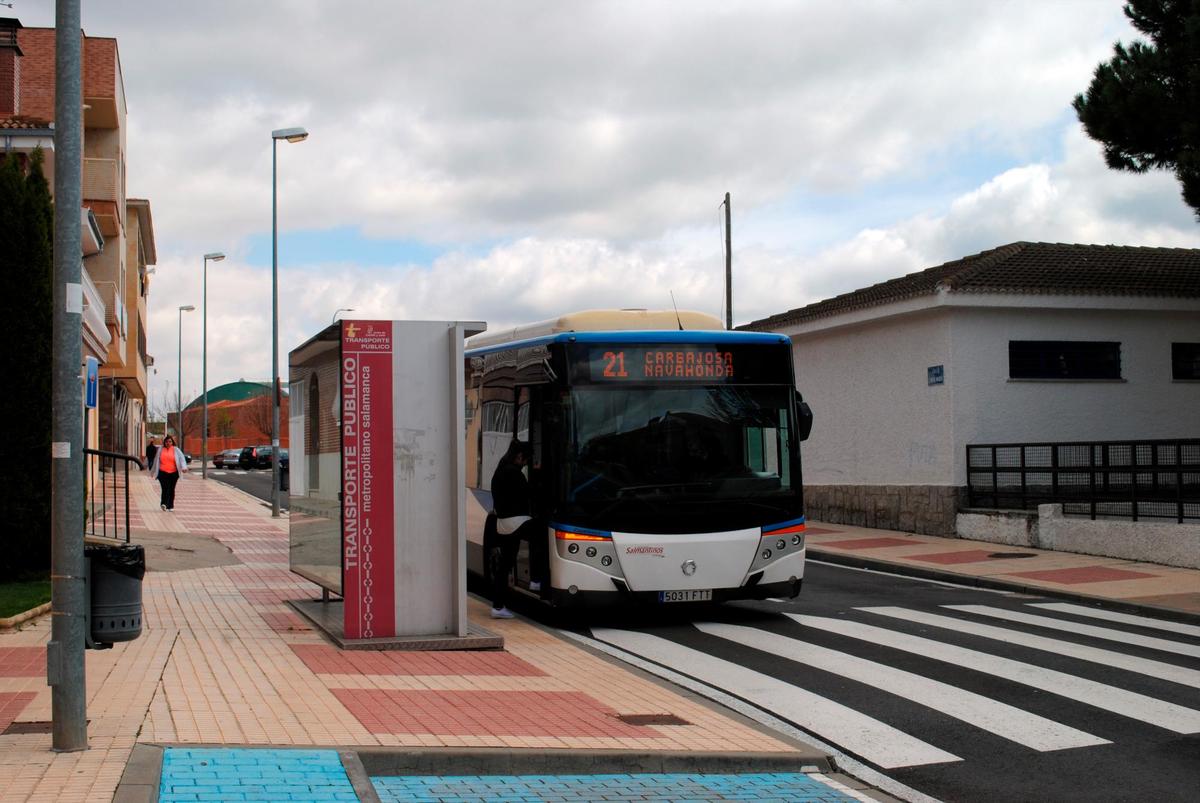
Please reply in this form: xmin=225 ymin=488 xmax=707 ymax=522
xmin=803 ymin=527 xmax=843 ymax=535
xmin=292 ymin=644 xmax=547 ymax=677
xmin=239 ymin=588 xmax=303 ymax=606
xmin=1003 ymin=566 xmax=1160 ymax=585
xmin=227 ymin=567 xmax=301 ymax=585
xmin=0 ymin=647 xmax=45 ymax=677
xmin=909 ymin=549 xmax=1002 ymax=565
xmin=0 ymin=691 xmax=36 ymax=732
xmin=332 ymin=689 xmax=659 ymax=737
xmin=819 ymin=537 xmax=917 ymax=550
xmin=258 ymin=611 xmax=312 ymax=633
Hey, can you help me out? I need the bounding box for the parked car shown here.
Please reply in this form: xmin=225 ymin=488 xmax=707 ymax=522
xmin=253 ymin=446 xmax=289 ymax=470
xmin=238 ymin=445 xmax=270 ymax=470
xmin=239 ymin=445 xmax=288 ymax=470
xmin=214 ymin=449 xmax=242 ymax=469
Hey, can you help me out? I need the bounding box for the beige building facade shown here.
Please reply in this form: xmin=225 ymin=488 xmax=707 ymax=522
xmin=0 ymin=18 xmax=157 ymax=457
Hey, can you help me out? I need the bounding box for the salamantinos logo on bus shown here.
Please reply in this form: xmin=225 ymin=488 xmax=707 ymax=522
xmin=625 ymin=545 xmax=664 ymax=557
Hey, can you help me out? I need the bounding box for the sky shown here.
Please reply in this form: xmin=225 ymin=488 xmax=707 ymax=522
xmin=14 ymin=0 xmax=1200 ymax=412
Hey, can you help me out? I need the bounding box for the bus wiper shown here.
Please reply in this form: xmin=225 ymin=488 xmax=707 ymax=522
xmin=616 ymin=482 xmax=714 ymax=498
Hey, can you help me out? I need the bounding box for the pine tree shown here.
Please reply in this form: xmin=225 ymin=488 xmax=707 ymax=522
xmin=1073 ymin=0 xmax=1200 ymax=220
xmin=0 ymin=150 xmax=54 ymax=579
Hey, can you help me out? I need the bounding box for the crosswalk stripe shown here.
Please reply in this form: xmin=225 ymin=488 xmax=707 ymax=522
xmin=695 ymin=622 xmax=1107 ymax=752
xmin=944 ymin=605 xmax=1200 ymax=659
xmin=790 ymin=612 xmax=1200 ymax=734
xmin=857 ymin=606 xmax=1200 ymax=689
xmin=591 ymin=627 xmax=961 ymax=769
xmin=1027 ymin=602 xmax=1200 ymax=639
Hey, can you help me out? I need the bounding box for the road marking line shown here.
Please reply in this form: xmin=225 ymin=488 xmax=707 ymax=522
xmin=811 ymin=610 xmax=1200 ymax=733
xmin=1027 ymin=602 xmax=1200 ymax=639
xmin=944 ymin=605 xmax=1200 ymax=659
xmin=562 ymin=631 xmax=941 ymax=803
xmin=591 ymin=627 xmax=961 ymax=769
xmin=696 ymin=622 xmax=1107 ymax=752
xmin=855 ymin=606 xmax=1200 ymax=689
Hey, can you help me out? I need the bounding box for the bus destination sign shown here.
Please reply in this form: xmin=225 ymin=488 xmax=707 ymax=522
xmin=589 ymin=346 xmax=736 ymax=382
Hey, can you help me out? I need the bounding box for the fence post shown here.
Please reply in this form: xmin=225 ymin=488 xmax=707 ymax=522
xmin=991 ymin=445 xmax=998 ymax=508
xmin=1050 ymin=443 xmax=1059 ymax=503
xmin=1088 ymin=444 xmax=1097 ymax=520
xmin=1130 ymin=443 xmax=1138 ymax=522
xmin=1177 ymin=442 xmax=1185 ymax=524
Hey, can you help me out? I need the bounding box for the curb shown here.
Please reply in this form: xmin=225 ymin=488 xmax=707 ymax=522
xmin=113 ymin=744 xmax=828 ymax=803
xmin=0 ymin=601 xmax=51 ymax=630
xmin=355 ymin=747 xmax=829 ymax=777
xmin=809 ymin=548 xmax=1200 ymax=626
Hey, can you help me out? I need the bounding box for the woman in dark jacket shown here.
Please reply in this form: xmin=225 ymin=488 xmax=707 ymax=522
xmin=488 ymin=440 xmax=548 ymax=618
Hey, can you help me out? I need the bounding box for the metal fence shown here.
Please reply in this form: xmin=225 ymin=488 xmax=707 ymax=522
xmin=85 ymin=448 xmax=143 ymax=542
xmin=966 ymin=439 xmax=1200 ymax=523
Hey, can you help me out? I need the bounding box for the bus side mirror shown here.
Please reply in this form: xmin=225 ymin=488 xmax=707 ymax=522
xmin=796 ymin=401 xmax=813 ymax=442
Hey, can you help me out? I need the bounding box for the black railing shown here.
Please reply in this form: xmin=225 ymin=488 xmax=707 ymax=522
xmin=967 ymin=439 xmax=1200 ymax=523
xmin=85 ymin=447 xmax=143 ymax=542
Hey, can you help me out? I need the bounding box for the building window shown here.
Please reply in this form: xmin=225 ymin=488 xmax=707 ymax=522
xmin=1008 ymin=341 xmax=1122 ymax=380
xmin=1173 ymin=343 xmax=1200 ymax=380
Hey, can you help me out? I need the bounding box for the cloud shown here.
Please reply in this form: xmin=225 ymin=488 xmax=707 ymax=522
xmin=15 ymin=2 xmax=1199 ymax=407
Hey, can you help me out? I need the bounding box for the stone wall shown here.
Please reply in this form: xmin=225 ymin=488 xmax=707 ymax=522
xmin=957 ymin=504 xmax=1200 ymax=569
xmin=804 ymin=484 xmax=963 ymax=535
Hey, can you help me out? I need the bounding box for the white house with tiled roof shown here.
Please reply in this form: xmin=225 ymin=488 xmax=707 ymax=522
xmin=744 ymin=242 xmax=1200 ymax=535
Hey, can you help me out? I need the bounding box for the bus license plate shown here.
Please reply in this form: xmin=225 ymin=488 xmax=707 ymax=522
xmin=659 ymin=589 xmax=713 ymax=603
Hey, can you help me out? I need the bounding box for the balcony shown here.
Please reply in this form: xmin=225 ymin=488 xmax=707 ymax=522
xmin=83 ymin=158 xmax=123 ymax=234
xmin=81 ymin=268 xmax=111 ymax=360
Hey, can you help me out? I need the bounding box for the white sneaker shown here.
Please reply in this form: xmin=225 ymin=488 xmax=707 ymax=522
xmin=490 ymin=607 xmax=514 ymax=619
xmin=528 ymin=581 xmax=541 ymax=592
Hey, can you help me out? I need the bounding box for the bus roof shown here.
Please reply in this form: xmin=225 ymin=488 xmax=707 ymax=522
xmin=465 ymin=328 xmax=789 ymax=357
xmin=466 ymin=309 xmax=724 ymax=350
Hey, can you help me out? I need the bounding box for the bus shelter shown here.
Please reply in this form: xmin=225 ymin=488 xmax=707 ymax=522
xmin=287 ymin=319 xmax=496 ymax=648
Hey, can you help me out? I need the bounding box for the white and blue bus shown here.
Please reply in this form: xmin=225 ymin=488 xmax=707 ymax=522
xmin=464 ymin=309 xmax=813 ymax=606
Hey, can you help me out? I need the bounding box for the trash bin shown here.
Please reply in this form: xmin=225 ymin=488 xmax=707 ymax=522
xmin=85 ymin=543 xmax=145 ymax=644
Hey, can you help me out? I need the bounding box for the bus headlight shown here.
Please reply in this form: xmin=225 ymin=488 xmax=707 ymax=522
xmin=568 ymin=543 xmax=579 ymax=554
xmin=586 ymin=546 xmax=597 ymax=558
xmin=601 ymin=555 xmax=612 ymax=567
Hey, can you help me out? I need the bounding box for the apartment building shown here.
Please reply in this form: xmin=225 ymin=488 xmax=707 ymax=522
xmin=0 ymin=17 xmax=157 ymax=456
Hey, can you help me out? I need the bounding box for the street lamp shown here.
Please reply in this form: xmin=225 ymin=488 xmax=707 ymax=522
xmin=177 ymin=305 xmax=195 ymax=442
xmin=201 ymin=252 xmax=225 ymax=479
xmin=271 ymin=126 xmax=308 ymax=517
xmin=331 ymin=307 xmax=355 ymax=324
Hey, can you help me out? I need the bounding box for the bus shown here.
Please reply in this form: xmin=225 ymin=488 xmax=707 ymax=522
xmin=464 ymin=309 xmax=813 ymax=606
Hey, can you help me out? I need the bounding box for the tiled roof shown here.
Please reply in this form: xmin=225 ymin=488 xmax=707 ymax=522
xmin=742 ymin=242 xmax=1200 ymax=330
xmin=0 ymin=115 xmax=52 ymax=130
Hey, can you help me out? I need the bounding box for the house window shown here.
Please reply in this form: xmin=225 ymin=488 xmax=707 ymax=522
xmin=1173 ymin=343 xmax=1200 ymax=380
xmin=1008 ymin=341 xmax=1122 ymax=380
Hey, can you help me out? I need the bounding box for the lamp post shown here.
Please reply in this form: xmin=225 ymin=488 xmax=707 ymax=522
xmin=271 ymin=126 xmax=308 ymax=518
xmin=331 ymin=307 xmax=355 ymax=324
xmin=201 ymin=252 xmax=225 ymax=479
xmin=177 ymin=305 xmax=195 ymax=442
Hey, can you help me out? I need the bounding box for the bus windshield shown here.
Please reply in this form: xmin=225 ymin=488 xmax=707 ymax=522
xmin=562 ymin=385 xmax=802 ymax=533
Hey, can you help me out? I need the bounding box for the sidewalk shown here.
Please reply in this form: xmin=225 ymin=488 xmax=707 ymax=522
xmin=804 ymin=521 xmax=1200 ymax=620
xmin=0 ymin=473 xmax=854 ymax=803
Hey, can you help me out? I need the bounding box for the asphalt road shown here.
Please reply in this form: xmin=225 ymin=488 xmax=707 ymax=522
xmin=207 ymin=464 xmax=291 ymax=511
xmin=554 ymin=560 xmax=1200 ymax=803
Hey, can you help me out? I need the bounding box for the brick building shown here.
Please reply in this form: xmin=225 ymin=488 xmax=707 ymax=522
xmin=1 ymin=17 xmax=158 ymax=458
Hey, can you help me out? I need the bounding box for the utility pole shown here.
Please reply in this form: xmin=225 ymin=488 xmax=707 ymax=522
xmin=724 ymin=191 xmax=732 ymax=330
xmin=48 ymin=0 xmax=88 ymax=752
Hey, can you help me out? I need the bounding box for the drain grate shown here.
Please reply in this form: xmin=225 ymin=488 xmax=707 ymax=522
xmin=987 ymin=552 xmax=1037 ymax=559
xmin=616 ymin=713 xmax=691 ymax=726
xmin=1 ymin=720 xmax=88 ymax=735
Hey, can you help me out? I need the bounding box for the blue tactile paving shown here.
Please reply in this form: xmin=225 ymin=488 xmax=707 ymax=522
xmin=159 ymin=747 xmax=359 ymax=802
xmin=370 ymin=772 xmax=858 ymax=802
